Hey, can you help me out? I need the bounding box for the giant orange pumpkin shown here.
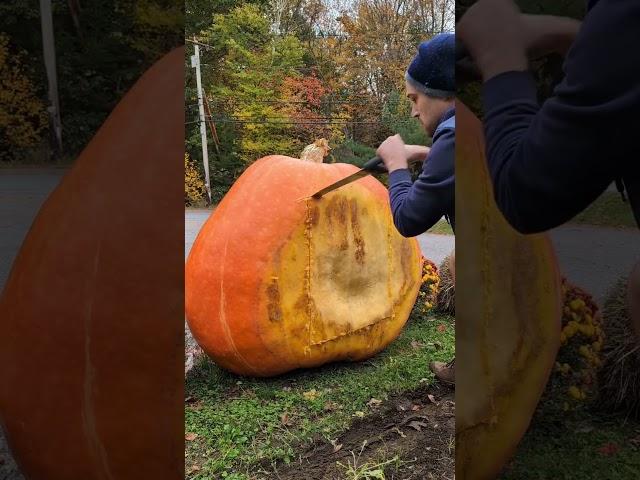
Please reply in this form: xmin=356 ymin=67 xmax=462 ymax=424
xmin=455 ymin=101 xmax=562 ymax=479
xmin=0 ymin=48 xmax=184 ymax=479
xmin=185 ymin=155 xmax=422 ymax=377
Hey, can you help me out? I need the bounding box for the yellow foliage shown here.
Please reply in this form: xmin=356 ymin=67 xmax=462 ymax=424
xmin=418 ymin=258 xmax=440 ymax=313
xmin=185 ymin=153 xmax=206 ymax=205
xmin=0 ymin=33 xmax=47 ymax=160
xmin=546 ymin=279 xmax=603 ymax=412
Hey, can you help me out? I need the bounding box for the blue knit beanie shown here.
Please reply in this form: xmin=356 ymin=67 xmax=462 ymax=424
xmin=405 ymin=33 xmax=455 ymax=98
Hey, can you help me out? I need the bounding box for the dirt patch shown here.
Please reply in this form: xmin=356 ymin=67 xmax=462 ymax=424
xmin=270 ymin=383 xmax=455 ymax=480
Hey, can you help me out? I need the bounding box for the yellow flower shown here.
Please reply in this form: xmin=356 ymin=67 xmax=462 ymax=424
xmin=569 ymin=299 xmax=585 ymax=311
xmin=568 ymin=386 xmax=583 ymax=400
xmin=579 ymin=345 xmax=591 ymax=358
xmin=562 ymin=321 xmax=579 ymax=339
xmin=581 ymin=324 xmax=595 ymax=338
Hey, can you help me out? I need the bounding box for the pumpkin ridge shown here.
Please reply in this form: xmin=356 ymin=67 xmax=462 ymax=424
xmin=80 ymin=239 xmax=115 ymax=480
xmin=218 ymin=238 xmax=261 ymax=376
xmin=480 ymin=156 xmax=497 ymax=420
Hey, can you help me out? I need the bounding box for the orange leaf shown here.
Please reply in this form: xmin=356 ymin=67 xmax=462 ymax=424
xmin=597 ymin=442 xmax=619 ymax=456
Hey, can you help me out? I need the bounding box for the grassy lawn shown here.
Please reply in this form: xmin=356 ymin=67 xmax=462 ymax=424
xmin=502 ymin=407 xmax=640 ymax=480
xmin=184 ymin=309 xmax=454 ymax=479
xmin=427 ymin=219 xmax=454 ymax=235
xmin=570 ymin=191 xmax=637 ymax=229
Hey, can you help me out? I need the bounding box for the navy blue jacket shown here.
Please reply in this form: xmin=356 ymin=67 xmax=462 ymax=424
xmin=482 ymin=0 xmax=640 ymax=232
xmin=388 ymin=107 xmax=455 ymax=237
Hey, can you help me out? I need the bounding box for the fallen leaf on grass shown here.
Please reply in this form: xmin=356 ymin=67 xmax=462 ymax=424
xmin=408 ymin=421 xmax=429 ymax=431
xmin=331 ymin=439 xmax=343 ymax=453
xmin=367 ymin=398 xmax=383 ymax=408
xmin=437 ymin=324 xmax=447 ymax=333
xmin=185 ymin=432 xmax=198 ymax=441
xmin=188 ymin=465 xmax=201 ymax=473
xmin=597 ymin=442 xmax=620 ymax=456
xmin=324 ymin=401 xmax=340 ymax=412
xmin=575 ymin=425 xmax=594 ymax=434
xmin=280 ymin=413 xmax=294 ymax=426
xmin=303 ymin=389 xmax=320 ymax=400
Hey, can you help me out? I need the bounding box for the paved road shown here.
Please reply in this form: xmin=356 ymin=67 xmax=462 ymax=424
xmin=550 ymin=225 xmax=640 ymax=304
xmin=0 ymin=169 xmax=65 ymax=480
xmin=0 ymin=169 xmax=66 ymax=291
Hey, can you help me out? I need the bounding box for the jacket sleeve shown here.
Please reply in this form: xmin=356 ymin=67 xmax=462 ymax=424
xmin=388 ymin=128 xmax=455 ymax=237
xmin=481 ymin=0 xmax=640 ymax=233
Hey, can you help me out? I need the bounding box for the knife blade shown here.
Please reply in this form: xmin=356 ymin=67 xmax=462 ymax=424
xmin=310 ymin=156 xmax=386 ymax=199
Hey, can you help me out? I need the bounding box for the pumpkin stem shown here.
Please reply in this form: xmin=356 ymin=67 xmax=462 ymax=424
xmin=300 ymin=138 xmax=331 ymax=163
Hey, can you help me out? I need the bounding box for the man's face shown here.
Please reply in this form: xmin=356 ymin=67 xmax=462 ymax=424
xmin=406 ymin=81 xmax=453 ymax=137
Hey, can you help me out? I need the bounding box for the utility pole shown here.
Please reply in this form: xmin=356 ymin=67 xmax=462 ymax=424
xmin=40 ymin=0 xmax=63 ymax=160
xmin=191 ymin=38 xmax=212 ymax=203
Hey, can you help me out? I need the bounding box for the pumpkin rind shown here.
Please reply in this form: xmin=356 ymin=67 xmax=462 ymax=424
xmin=455 ymin=101 xmax=562 ymax=479
xmin=185 ymin=156 xmax=422 ymax=376
xmin=0 ymin=48 xmax=184 ymax=479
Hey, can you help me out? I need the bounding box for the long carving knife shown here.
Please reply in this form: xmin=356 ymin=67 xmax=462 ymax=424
xmin=310 ymin=156 xmax=388 ymax=200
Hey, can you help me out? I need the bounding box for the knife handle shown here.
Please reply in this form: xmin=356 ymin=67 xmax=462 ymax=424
xmin=362 ymin=156 xmax=387 ymax=173
xmin=363 ymin=154 xmax=425 ymax=174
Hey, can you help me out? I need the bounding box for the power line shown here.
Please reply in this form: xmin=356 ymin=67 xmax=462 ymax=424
xmin=190 ymin=32 xmax=430 ymax=50
xmin=186 ymin=117 xmax=420 ymax=126
xmin=187 ymin=99 xmax=377 ymax=106
xmin=198 ymin=94 xmax=387 ymax=102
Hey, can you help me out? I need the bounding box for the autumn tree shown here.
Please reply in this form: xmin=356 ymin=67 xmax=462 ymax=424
xmin=0 ymin=33 xmax=47 ymax=161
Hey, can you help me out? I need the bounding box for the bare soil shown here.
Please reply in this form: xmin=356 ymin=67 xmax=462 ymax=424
xmin=270 ymin=383 xmax=455 ymax=480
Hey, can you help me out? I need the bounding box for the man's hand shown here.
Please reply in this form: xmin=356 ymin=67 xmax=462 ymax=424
xmin=405 ymin=144 xmax=430 ymax=163
xmin=457 ymin=0 xmax=528 ymax=81
xmin=457 ymin=0 xmax=582 ymax=82
xmin=521 ymin=14 xmax=581 ymax=58
xmin=377 ymin=134 xmax=409 ymax=173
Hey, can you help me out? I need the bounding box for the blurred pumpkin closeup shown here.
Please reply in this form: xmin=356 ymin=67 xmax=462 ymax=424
xmin=185 ymin=148 xmax=423 ymax=377
xmin=0 ymin=48 xmax=184 ymax=479
xmin=455 ymin=102 xmax=562 ymax=480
